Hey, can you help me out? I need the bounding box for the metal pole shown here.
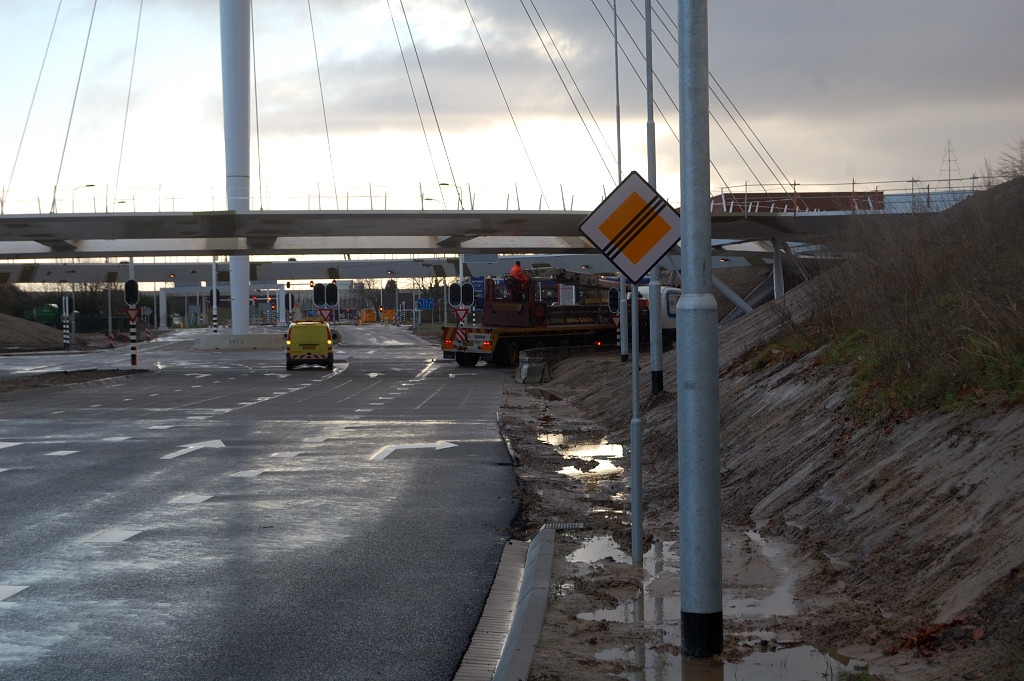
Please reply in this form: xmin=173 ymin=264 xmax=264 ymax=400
xmin=221 ymin=0 xmax=250 ymax=335
xmin=678 ymin=0 xmax=722 ymax=657
xmin=630 ymin=283 xmax=643 ymax=565
xmin=614 ymin=0 xmax=621 ymax=183
xmin=614 ymin=1 xmax=629 ymax=365
xmin=211 ymin=260 xmax=219 ymax=332
xmin=106 ymin=283 xmax=112 ymax=344
xmin=618 ymin=277 xmax=628 ymax=361
xmin=70 ymin=281 xmax=77 ymax=344
xmin=645 ymin=0 xmax=663 ymax=394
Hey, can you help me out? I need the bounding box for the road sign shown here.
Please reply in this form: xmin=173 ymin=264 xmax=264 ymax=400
xmin=577 ymin=171 xmax=679 ymax=283
xmin=416 ymin=298 xmax=434 ymax=310
xmin=318 ymin=307 xmax=333 ymax=322
xmin=125 ymin=307 xmax=140 ymax=323
xmin=454 ymin=308 xmax=468 ymax=323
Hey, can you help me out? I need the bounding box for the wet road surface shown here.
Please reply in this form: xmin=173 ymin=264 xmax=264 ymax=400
xmin=0 ymin=325 xmax=517 ymax=680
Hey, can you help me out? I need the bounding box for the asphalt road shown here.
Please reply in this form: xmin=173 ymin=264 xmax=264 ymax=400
xmin=0 ymin=325 xmax=518 ymax=680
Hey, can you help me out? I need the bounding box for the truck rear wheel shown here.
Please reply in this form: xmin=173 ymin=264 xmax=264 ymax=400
xmin=455 ymin=352 xmax=479 ymax=367
xmin=500 ymin=341 xmax=520 ymax=367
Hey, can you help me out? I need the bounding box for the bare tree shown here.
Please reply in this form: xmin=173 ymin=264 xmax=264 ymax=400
xmin=998 ymin=137 xmax=1024 ymax=180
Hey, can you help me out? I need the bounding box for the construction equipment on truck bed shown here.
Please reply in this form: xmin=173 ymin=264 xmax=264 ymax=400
xmin=441 ymin=270 xmax=622 ymax=367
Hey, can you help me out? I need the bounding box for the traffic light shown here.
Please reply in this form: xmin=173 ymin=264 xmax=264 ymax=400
xmin=313 ymin=283 xmax=326 ymax=307
xmin=325 ymin=282 xmax=338 ymax=307
xmin=124 ymin=279 xmax=139 ymax=306
xmin=608 ymin=287 xmax=619 ymax=314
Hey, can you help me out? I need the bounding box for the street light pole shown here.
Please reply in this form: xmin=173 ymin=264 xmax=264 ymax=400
xmin=439 ymin=182 xmax=463 ymax=209
xmin=72 ymin=184 xmax=95 ymax=213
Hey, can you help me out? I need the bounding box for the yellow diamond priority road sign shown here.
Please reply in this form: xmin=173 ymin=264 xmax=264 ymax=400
xmin=578 ymin=171 xmax=679 ymax=283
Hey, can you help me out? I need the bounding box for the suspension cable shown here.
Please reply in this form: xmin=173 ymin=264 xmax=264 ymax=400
xmin=521 ymin=0 xmax=616 ymax=183
xmin=463 ymin=0 xmax=548 ymax=209
xmin=51 ymin=0 xmax=99 ymax=213
xmin=113 ymin=0 xmax=144 ymax=211
xmin=5 ymin=1 xmax=64 ymax=211
xmin=385 ymin=0 xmax=446 ymax=205
xmin=599 ymin=0 xmax=795 ymax=202
xmin=397 ymin=0 xmax=460 ymax=207
xmin=307 ymin=0 xmax=339 ymax=209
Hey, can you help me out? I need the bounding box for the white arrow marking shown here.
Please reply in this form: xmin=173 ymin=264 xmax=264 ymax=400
xmin=161 ymin=439 xmax=226 ymax=460
xmin=370 ymin=441 xmax=457 ymax=462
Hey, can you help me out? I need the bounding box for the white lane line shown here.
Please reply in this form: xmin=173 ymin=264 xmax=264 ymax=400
xmin=82 ymin=529 xmax=142 ymax=543
xmin=370 ymin=441 xmax=457 ymax=462
xmin=150 ymin=425 xmax=173 ymax=430
xmin=169 ymin=494 xmax=213 ymax=504
xmin=303 ymin=437 xmax=327 ymax=443
xmin=104 ymin=436 xmax=131 ymax=442
xmin=44 ymin=450 xmax=78 ymax=457
xmin=230 ymin=470 xmax=264 ymax=478
xmin=0 ymin=442 xmax=18 ymax=449
xmin=0 ymin=586 xmax=29 ymax=601
xmin=0 ymin=469 xmax=10 ymax=474
xmin=271 ymin=452 xmax=298 ymax=458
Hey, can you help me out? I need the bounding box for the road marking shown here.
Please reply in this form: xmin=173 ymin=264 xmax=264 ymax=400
xmin=0 ymin=468 xmax=9 ymax=474
xmin=231 ymin=470 xmax=264 ymax=477
xmin=169 ymin=494 xmax=213 ymax=504
xmin=271 ymin=452 xmax=298 ymax=458
xmin=0 ymin=442 xmax=18 ymax=449
xmin=304 ymin=437 xmax=327 ymax=443
xmin=413 ymin=364 xmax=439 ymax=381
xmin=370 ymin=441 xmax=457 ymax=462
xmin=150 ymin=425 xmax=173 ymax=430
xmin=0 ymin=586 xmax=29 ymax=601
xmin=185 ymin=373 xmax=211 ymax=379
xmin=82 ymin=529 xmax=142 ymax=543
xmin=45 ymin=450 xmax=77 ymax=457
xmin=160 ymin=439 xmax=226 ymax=460
xmin=104 ymin=436 xmax=131 ymax=442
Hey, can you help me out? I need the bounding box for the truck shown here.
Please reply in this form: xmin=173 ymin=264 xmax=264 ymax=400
xmin=441 ymin=268 xmax=622 ymax=367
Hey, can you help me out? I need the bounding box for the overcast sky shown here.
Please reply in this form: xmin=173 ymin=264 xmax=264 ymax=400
xmin=1 ymin=0 xmax=1021 ymax=214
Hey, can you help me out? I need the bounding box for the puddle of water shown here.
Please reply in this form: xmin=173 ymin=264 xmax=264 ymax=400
xmin=567 ymin=536 xmax=852 ymax=680
xmin=568 ymin=535 xmax=632 ymax=564
xmin=596 ymin=644 xmax=852 ymax=681
xmin=538 ymin=433 xmax=625 ymax=479
xmin=725 ymin=531 xmax=797 ymax=618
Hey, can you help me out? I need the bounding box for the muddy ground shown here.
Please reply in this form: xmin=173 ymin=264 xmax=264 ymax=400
xmin=499 ymin=283 xmax=1024 ymax=680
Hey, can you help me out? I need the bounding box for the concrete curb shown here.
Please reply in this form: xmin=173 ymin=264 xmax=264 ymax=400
xmin=491 ymin=526 xmax=555 ymax=681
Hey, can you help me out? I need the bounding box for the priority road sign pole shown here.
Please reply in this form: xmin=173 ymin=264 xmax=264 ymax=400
xmin=678 ymin=0 xmax=722 ymax=657
xmin=630 ymin=281 xmax=643 ymax=566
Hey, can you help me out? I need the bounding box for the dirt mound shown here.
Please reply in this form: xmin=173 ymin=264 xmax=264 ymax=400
xmin=504 ymin=280 xmax=1024 ymax=679
xmin=0 ymin=312 xmax=66 ymax=349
